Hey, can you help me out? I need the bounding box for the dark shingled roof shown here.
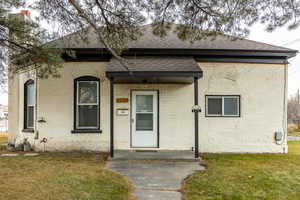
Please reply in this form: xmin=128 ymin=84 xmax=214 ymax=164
xmin=107 ymin=56 xmax=201 ymax=72
xmin=51 ymin=24 xmax=295 ymax=52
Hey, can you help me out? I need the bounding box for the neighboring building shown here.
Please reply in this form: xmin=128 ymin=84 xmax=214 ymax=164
xmin=8 ymin=23 xmax=297 ymax=157
xmin=0 ymin=105 xmax=8 ymax=132
xmin=0 ymin=22 xmax=8 ymax=94
xmin=0 ymin=14 xmax=9 ymax=134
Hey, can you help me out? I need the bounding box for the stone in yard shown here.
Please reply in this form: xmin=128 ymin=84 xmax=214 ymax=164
xmin=24 ymin=153 xmax=39 ymax=157
xmin=1 ymin=153 xmax=19 ymax=157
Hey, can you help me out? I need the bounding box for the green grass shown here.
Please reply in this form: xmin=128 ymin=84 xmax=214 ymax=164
xmin=0 ymin=151 xmax=131 ymax=200
xmin=183 ymin=141 xmax=300 ymax=200
xmin=2 ymin=134 xmax=300 ymax=200
xmin=288 ymin=132 xmax=300 ymax=137
xmin=288 ymin=141 xmax=300 ymax=155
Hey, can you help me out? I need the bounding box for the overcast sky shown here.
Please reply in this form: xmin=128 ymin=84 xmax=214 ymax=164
xmin=1 ymin=9 xmax=300 ymax=105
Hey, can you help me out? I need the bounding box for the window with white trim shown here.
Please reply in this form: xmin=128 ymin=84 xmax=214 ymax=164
xmin=74 ymin=76 xmax=100 ymax=130
xmin=206 ymin=95 xmax=240 ymax=117
xmin=24 ymin=79 xmax=35 ymax=130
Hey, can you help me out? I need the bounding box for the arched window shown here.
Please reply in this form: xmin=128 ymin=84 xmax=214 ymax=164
xmin=73 ymin=76 xmax=100 ymax=131
xmin=24 ymin=79 xmax=35 ymax=130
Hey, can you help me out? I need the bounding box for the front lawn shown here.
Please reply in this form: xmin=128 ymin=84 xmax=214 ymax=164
xmin=1 ymin=135 xmax=300 ymax=200
xmin=0 ymin=151 xmax=131 ymax=200
xmin=183 ymin=141 xmax=300 ymax=200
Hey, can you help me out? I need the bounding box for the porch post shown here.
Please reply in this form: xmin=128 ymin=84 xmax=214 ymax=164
xmin=110 ymin=78 xmax=114 ymax=158
xmin=194 ymin=77 xmax=199 ymax=158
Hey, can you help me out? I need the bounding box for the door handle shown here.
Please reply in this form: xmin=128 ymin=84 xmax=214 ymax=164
xmin=131 ymin=118 xmax=134 ymax=123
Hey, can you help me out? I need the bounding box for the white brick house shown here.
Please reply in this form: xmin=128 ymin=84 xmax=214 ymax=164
xmin=8 ymin=25 xmax=297 ymax=157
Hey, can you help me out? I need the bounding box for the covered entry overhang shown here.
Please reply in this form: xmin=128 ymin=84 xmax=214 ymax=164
xmin=106 ymin=56 xmax=203 ymax=83
xmin=106 ymin=56 xmax=202 ymax=158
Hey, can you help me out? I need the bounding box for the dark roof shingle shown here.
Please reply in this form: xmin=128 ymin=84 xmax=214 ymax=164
xmin=107 ymin=56 xmax=201 ymax=72
xmin=51 ymin=24 xmax=295 ymax=52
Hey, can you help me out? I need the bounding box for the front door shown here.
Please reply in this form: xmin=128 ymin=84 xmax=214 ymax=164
xmin=131 ymin=91 xmax=158 ymax=148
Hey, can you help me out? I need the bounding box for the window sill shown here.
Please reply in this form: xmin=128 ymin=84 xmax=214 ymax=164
xmin=71 ymin=129 xmax=102 ymax=134
xmin=205 ymin=115 xmax=240 ymax=118
xmin=22 ymin=129 xmax=34 ymax=133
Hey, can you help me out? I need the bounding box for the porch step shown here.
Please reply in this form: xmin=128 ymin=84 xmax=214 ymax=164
xmin=108 ymin=150 xmax=201 ymax=161
xmin=135 ymin=150 xmax=158 ymax=152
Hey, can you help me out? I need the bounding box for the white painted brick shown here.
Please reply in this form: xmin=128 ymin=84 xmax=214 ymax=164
xmin=8 ymin=62 xmax=288 ymax=153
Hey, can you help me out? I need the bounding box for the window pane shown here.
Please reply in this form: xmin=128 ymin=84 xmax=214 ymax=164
xmin=224 ymin=97 xmax=239 ymax=115
xmin=78 ymin=82 xmax=98 ymax=104
xmin=207 ymin=98 xmax=222 ymax=115
xmin=78 ymin=105 xmax=98 ymax=127
xmin=27 ymin=83 xmax=35 ymax=105
xmin=136 ymin=113 xmax=153 ymax=131
xmin=27 ymin=106 xmax=34 ymax=128
xmin=136 ymin=95 xmax=153 ymax=112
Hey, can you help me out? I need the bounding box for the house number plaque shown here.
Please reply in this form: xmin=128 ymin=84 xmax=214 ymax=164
xmin=116 ymin=98 xmax=129 ymax=103
xmin=192 ymin=105 xmax=202 ymax=113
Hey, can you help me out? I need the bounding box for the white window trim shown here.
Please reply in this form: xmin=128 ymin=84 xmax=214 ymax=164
xmin=76 ymin=80 xmax=99 ymax=129
xmin=206 ymin=95 xmax=240 ymax=117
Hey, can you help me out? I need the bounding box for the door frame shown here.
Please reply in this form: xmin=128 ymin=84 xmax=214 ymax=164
xmin=130 ymin=89 xmax=159 ymax=148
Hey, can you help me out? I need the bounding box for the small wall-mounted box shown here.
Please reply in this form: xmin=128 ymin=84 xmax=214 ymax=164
xmin=117 ymin=108 xmax=129 ymax=116
xmin=275 ymin=131 xmax=283 ymax=142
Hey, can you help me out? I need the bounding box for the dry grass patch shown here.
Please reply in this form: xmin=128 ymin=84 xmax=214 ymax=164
xmin=288 ymin=132 xmax=300 ymax=137
xmin=183 ymin=141 xmax=300 ymax=200
xmin=0 ymin=152 xmax=131 ymax=200
xmin=0 ymin=135 xmax=7 ymax=145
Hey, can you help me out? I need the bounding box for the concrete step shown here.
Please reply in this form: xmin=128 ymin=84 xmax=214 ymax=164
xmin=108 ymin=150 xmax=201 ymax=161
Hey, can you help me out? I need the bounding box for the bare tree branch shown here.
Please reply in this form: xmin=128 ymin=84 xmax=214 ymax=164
xmin=68 ymin=0 xmax=130 ymax=71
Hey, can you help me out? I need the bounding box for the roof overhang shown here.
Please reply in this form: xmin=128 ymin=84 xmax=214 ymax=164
xmin=105 ymin=56 xmax=202 ymax=83
xmin=106 ymin=71 xmax=202 ymax=78
xmin=61 ymin=48 xmax=297 ymax=64
xmin=106 ymin=71 xmax=202 ymax=83
xmin=122 ymin=48 xmax=298 ymax=58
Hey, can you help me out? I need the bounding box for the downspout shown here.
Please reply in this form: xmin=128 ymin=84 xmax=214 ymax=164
xmin=110 ymin=78 xmax=114 ymax=158
xmin=194 ymin=77 xmax=199 ymax=158
xmin=281 ymin=63 xmax=288 ymax=153
xmin=34 ymin=70 xmax=39 ymax=143
xmin=276 ymin=63 xmax=288 ymax=152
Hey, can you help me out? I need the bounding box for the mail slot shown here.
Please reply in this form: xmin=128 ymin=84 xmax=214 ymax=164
xmin=117 ymin=109 xmax=129 ymax=116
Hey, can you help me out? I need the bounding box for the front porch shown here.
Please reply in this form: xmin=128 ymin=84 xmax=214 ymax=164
xmin=106 ymin=56 xmax=203 ymax=159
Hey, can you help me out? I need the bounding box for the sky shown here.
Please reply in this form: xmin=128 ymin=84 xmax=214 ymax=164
xmin=1 ymin=9 xmax=300 ymax=105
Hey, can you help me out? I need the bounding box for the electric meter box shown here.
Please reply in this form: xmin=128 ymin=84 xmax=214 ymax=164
xmin=274 ymin=132 xmax=283 ymax=141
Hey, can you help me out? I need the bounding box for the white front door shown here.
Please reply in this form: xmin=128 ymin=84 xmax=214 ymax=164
xmin=131 ymin=91 xmax=158 ymax=148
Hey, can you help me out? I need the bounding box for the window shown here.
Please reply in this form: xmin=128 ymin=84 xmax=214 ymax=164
xmin=24 ymin=79 xmax=35 ymax=130
xmin=206 ymin=95 xmax=240 ymax=117
xmin=74 ymin=76 xmax=100 ymax=130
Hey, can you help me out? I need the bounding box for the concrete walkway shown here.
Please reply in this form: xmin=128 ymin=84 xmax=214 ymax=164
xmin=288 ymin=136 xmax=300 ymax=141
xmin=107 ymin=160 xmax=204 ymax=200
